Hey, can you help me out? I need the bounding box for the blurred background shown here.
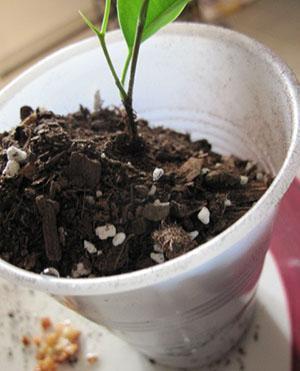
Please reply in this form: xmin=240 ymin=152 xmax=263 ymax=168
xmin=0 ymin=0 xmax=299 ymax=89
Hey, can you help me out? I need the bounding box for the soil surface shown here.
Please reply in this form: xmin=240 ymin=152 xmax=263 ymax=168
xmin=0 ymin=103 xmax=272 ymax=278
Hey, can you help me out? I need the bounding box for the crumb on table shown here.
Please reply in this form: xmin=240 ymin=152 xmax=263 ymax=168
xmin=22 ymin=318 xmax=81 ymax=371
xmin=86 ymin=353 xmax=99 ymax=365
xmin=40 ymin=317 xmax=52 ymax=331
xmin=22 ymin=335 xmax=31 ymax=347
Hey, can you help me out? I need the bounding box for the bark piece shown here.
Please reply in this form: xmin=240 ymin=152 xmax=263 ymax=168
xmin=20 ymin=106 xmax=34 ymax=121
xmin=19 ymin=162 xmax=37 ymax=180
xmin=36 ymin=195 xmax=61 ymax=262
xmin=68 ymin=152 xmax=101 ymax=189
xmin=204 ymin=170 xmax=240 ymax=189
xmin=131 ymin=217 xmax=148 ymax=235
xmin=178 ymin=157 xmax=204 ymax=182
xmin=143 ymin=202 xmax=170 ymax=222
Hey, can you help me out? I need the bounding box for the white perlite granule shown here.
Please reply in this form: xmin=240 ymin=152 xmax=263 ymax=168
xmin=224 ymin=199 xmax=232 ymax=207
xmin=153 ymin=244 xmax=163 ymax=253
xmin=240 ymin=175 xmax=248 ymax=185
xmin=96 ymin=190 xmax=103 ymax=198
xmin=85 ymin=196 xmax=95 ymax=205
xmin=201 ymin=167 xmax=210 ymax=175
xmin=2 ymin=145 xmax=28 ymax=177
xmin=2 ymin=160 xmax=20 ymax=177
xmin=152 ymin=167 xmax=164 ymax=181
xmin=41 ymin=267 xmax=60 ymax=278
xmin=6 ymin=146 xmax=27 ymax=162
xmin=112 ymin=232 xmax=126 ymax=246
xmin=84 ymin=240 xmax=97 ymax=254
xmin=197 ymin=207 xmax=210 ymax=225
xmin=188 ymin=231 xmax=199 ymax=240
xmin=245 ymin=161 xmax=254 ymax=172
xmin=256 ymin=172 xmax=263 ymax=181
xmin=148 ymin=184 xmax=157 ymax=196
xmin=95 ymin=224 xmax=116 ymax=240
xmin=153 ymin=199 xmax=170 ymax=207
xmin=150 ymin=252 xmax=165 ymax=264
xmin=71 ymin=262 xmax=91 ymax=278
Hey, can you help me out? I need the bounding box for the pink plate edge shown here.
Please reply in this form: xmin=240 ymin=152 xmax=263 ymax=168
xmin=270 ymin=178 xmax=300 ymax=371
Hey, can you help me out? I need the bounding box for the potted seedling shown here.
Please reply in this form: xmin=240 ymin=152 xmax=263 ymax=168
xmin=0 ymin=0 xmax=299 ymax=368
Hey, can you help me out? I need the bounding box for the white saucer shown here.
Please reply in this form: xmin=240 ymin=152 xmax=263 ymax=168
xmin=0 ymin=252 xmax=291 ymax=371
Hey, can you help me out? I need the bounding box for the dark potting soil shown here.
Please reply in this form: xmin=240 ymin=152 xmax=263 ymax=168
xmin=0 ymin=103 xmax=272 ymax=278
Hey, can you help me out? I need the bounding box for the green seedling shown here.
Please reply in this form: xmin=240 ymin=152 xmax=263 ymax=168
xmin=80 ymin=0 xmax=190 ymax=142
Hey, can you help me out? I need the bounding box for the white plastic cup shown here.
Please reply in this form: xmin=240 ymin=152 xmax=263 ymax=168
xmin=0 ymin=24 xmax=299 ymax=368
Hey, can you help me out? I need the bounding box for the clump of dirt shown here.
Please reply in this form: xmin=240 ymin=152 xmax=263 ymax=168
xmin=0 ymin=103 xmax=272 ymax=278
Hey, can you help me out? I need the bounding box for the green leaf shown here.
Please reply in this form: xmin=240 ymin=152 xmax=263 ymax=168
xmin=117 ymin=0 xmax=190 ymax=48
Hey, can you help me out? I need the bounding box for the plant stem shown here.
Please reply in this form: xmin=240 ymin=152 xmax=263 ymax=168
xmin=98 ymin=35 xmax=127 ymax=100
xmin=121 ymin=49 xmax=133 ymax=86
xmin=125 ymin=0 xmax=150 ymax=140
xmin=127 ymin=0 xmax=150 ymax=101
xmin=99 ymin=32 xmax=136 ymax=140
xmin=79 ymin=9 xmax=127 ymax=100
xmin=96 ymin=0 xmax=127 ymax=100
xmin=101 ymin=0 xmax=111 ymax=34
